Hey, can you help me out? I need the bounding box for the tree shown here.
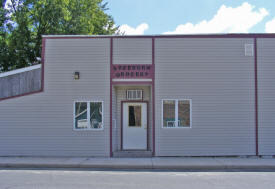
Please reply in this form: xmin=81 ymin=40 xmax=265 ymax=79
xmin=0 ymin=0 xmax=118 ymax=72
xmin=0 ymin=0 xmax=15 ymax=71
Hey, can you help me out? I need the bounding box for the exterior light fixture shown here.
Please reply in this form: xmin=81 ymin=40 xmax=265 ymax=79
xmin=74 ymin=72 xmax=80 ymax=80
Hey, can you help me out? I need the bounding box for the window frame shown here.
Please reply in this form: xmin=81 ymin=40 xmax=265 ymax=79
xmin=73 ymin=101 xmax=104 ymax=131
xmin=162 ymin=99 xmax=192 ymax=129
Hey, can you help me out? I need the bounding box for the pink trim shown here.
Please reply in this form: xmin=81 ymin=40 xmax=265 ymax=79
xmin=0 ymin=90 xmax=43 ymax=101
xmin=147 ymin=100 xmax=149 ymax=150
xmin=43 ymin=36 xmax=111 ymax=39
xmin=110 ymin=38 xmax=113 ymax=157
xmin=152 ymin=37 xmax=156 ymax=156
xmin=41 ymin=38 xmax=45 ymax=92
xmin=43 ymin=33 xmax=275 ymax=39
xmin=254 ymin=38 xmax=259 ymax=156
xmin=120 ymin=100 xmax=149 ymax=150
xmin=0 ymin=38 xmax=45 ymax=101
xmin=111 ymin=64 xmax=154 ymax=79
xmin=120 ymin=100 xmax=123 ymax=150
xmin=112 ymin=81 xmax=152 ymax=85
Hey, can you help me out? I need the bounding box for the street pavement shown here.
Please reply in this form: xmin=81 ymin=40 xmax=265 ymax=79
xmin=0 ymin=169 xmax=275 ymax=189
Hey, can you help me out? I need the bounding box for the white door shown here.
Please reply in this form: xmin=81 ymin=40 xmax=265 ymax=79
xmin=123 ymin=102 xmax=147 ymax=150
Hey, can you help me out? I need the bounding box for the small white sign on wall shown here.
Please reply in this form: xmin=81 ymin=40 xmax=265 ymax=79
xmin=245 ymin=44 xmax=254 ymax=56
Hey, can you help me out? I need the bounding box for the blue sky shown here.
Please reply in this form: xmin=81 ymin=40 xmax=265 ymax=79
xmin=107 ymin=0 xmax=275 ymax=34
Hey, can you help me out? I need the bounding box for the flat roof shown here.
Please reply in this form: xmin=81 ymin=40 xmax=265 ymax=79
xmin=42 ymin=33 xmax=275 ymax=38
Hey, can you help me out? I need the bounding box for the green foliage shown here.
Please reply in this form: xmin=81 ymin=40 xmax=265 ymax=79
xmin=0 ymin=1 xmax=14 ymax=71
xmin=0 ymin=0 xmax=118 ymax=72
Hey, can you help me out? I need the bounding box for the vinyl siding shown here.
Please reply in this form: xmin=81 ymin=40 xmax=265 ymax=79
xmin=113 ymin=38 xmax=152 ymax=64
xmin=0 ymin=38 xmax=110 ymax=157
xmin=2 ymin=36 xmax=272 ymax=157
xmin=155 ymin=38 xmax=256 ymax=156
xmin=257 ymin=38 xmax=275 ymax=155
xmin=112 ymin=86 xmax=118 ymax=152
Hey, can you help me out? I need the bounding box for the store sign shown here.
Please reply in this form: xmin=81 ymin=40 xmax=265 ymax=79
xmin=111 ymin=64 xmax=154 ymax=79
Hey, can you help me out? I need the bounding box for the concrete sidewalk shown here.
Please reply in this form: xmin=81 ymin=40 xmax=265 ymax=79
xmin=0 ymin=156 xmax=275 ymax=170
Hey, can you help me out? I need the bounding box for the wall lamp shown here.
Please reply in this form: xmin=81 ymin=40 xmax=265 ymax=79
xmin=74 ymin=72 xmax=80 ymax=80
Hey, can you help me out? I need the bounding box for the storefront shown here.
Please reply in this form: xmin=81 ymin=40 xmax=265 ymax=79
xmin=1 ymin=34 xmax=275 ymax=157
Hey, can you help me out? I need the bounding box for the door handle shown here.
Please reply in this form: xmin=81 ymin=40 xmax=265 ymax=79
xmin=144 ymin=123 xmax=147 ymax=129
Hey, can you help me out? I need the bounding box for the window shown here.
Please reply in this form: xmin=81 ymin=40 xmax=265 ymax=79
xmin=75 ymin=102 xmax=88 ymax=129
xmin=74 ymin=101 xmax=103 ymax=130
xmin=163 ymin=100 xmax=175 ymax=127
xmin=127 ymin=90 xmax=143 ymax=100
xmin=128 ymin=105 xmax=142 ymax=127
xmin=162 ymin=99 xmax=191 ymax=128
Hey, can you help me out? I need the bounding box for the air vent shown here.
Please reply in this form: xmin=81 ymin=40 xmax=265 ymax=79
xmin=245 ymin=44 xmax=254 ymax=56
xmin=126 ymin=90 xmax=143 ymax=100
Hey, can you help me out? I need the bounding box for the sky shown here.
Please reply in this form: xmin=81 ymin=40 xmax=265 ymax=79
xmin=107 ymin=0 xmax=275 ymax=34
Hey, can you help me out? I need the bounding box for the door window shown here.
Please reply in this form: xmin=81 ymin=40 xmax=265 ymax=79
xmin=128 ymin=105 xmax=142 ymax=127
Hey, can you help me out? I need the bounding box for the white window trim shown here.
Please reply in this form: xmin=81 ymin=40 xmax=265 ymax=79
xmin=73 ymin=101 xmax=104 ymax=131
xmin=161 ymin=99 xmax=192 ymax=129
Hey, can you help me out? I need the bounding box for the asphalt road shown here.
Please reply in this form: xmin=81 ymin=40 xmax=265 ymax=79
xmin=0 ymin=169 xmax=275 ymax=189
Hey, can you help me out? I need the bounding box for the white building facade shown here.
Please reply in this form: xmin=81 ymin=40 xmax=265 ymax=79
xmin=0 ymin=34 xmax=275 ymax=157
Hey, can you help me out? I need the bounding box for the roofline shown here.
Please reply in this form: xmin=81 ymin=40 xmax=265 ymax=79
xmin=0 ymin=64 xmax=41 ymax=78
xmin=42 ymin=33 xmax=275 ymax=39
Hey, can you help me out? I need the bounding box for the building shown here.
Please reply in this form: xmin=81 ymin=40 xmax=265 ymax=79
xmin=0 ymin=34 xmax=275 ymax=157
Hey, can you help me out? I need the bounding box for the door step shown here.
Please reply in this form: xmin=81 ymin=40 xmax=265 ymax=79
xmin=113 ymin=150 xmax=152 ymax=158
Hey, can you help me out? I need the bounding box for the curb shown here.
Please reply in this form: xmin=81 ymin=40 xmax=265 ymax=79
xmin=1 ymin=163 xmax=275 ymax=170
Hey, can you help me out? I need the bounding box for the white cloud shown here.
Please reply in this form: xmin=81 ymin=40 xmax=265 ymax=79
xmin=4 ymin=0 xmax=13 ymax=10
xmin=265 ymin=17 xmax=275 ymax=33
xmin=164 ymin=2 xmax=269 ymax=34
xmin=119 ymin=23 xmax=149 ymax=35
